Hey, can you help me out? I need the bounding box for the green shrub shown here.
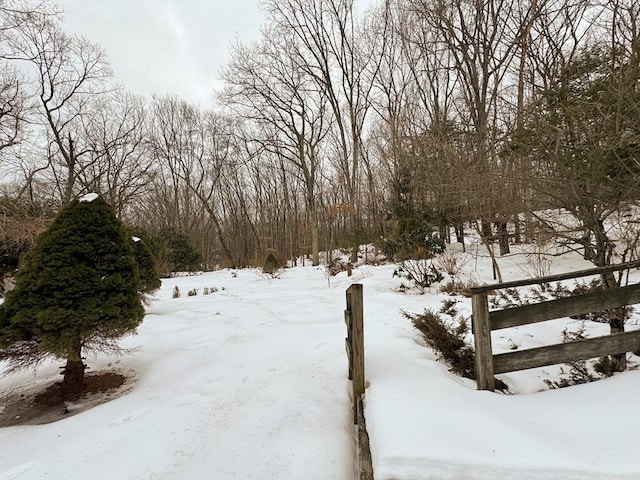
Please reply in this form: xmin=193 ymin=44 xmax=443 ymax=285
xmin=439 ymin=298 xmax=459 ymax=317
xmin=406 ymin=305 xmax=508 ymax=390
xmin=130 ymin=236 xmax=161 ymax=297
xmin=0 ymin=194 xmax=144 ymax=396
xmin=593 ymin=356 xmax=617 ymax=377
xmin=157 ymin=228 xmax=202 ymax=275
xmin=405 ymin=309 xmax=475 ymax=378
xmin=544 ymin=323 xmax=613 ymax=389
xmin=262 ymin=249 xmax=286 ymax=277
xmin=381 ymin=226 xmax=446 ymax=261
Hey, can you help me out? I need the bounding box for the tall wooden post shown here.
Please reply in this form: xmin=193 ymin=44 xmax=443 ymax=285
xmin=472 ymin=290 xmax=495 ymax=391
xmin=346 ymin=284 xmax=365 ymax=424
xmin=345 ymin=283 xmax=373 ymax=480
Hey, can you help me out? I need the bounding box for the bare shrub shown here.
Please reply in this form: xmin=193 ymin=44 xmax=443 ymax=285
xmin=434 ymin=250 xmax=469 ymax=279
xmin=394 ymin=259 xmax=443 ymax=289
xmin=516 ymin=233 xmax=557 ymax=279
xmin=326 ymin=257 xmax=349 ymax=276
xmin=439 ymin=279 xmax=478 ymax=297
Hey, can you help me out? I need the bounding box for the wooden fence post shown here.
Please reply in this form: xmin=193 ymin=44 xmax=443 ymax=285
xmin=345 ymin=307 xmax=353 ymax=381
xmin=345 ymin=284 xmax=373 ymax=480
xmin=471 ymin=290 xmax=495 ymax=391
xmin=346 ymin=284 xmax=365 ymax=424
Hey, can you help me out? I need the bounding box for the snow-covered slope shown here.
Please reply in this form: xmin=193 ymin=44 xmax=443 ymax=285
xmin=1 ymin=252 xmax=639 ymax=480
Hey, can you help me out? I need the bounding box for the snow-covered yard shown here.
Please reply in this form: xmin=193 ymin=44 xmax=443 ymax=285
xmin=1 ymin=247 xmax=639 ymax=480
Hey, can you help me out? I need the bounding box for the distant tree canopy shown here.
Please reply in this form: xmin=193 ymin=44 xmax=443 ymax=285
xmin=1 ymin=0 xmax=638 ymax=280
xmin=0 ymin=194 xmax=145 ymax=396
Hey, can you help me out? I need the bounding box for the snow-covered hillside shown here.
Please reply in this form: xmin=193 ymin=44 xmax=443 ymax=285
xmin=1 ymin=248 xmax=639 ymax=480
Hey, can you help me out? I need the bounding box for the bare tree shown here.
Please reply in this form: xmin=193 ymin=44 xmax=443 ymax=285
xmin=265 ymin=0 xmax=382 ymax=261
xmin=516 ymin=14 xmax=640 ymax=369
xmin=147 ymin=95 xmax=239 ymax=267
xmin=79 ymin=91 xmax=155 ymax=218
xmin=0 ymin=69 xmax=24 ymax=158
xmin=383 ymin=1 xmax=466 ymax=241
xmin=0 ymin=1 xmax=57 ymax=161
xmin=221 ymin=25 xmax=330 ymax=266
xmin=5 ymin=9 xmax=112 ymax=204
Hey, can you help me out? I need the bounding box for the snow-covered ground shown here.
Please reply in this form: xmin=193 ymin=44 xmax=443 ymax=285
xmin=1 ymin=246 xmax=639 ymax=480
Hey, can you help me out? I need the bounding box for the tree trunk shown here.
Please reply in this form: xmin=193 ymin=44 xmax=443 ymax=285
xmin=61 ymin=337 xmax=86 ymax=398
xmin=608 ymin=309 xmax=627 ymax=372
xmin=485 ymin=242 xmax=503 ymax=283
xmin=513 ymin=214 xmax=522 ymax=244
xmin=601 ymin=271 xmax=627 ymax=372
xmin=350 ymin=213 xmax=359 ymax=265
xmin=481 ymin=221 xmax=492 ymax=241
xmin=311 ymin=210 xmax=320 ymax=267
xmin=439 ymin=224 xmax=450 ymax=244
xmin=496 ymin=222 xmax=510 ymax=255
xmin=455 ymin=223 xmax=465 ymax=251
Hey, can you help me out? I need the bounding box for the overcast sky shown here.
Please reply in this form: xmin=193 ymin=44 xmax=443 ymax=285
xmin=55 ymin=0 xmax=266 ymax=107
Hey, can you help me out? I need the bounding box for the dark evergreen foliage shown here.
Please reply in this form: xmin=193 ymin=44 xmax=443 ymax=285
xmin=129 ymin=234 xmax=161 ymax=295
xmin=0 ymin=195 xmax=144 ymax=393
xmin=381 ymin=225 xmax=446 ymax=261
xmin=405 ymin=308 xmax=507 ymax=391
xmin=0 ymin=252 xmax=19 ymax=279
xmin=158 ymin=228 xmax=203 ymax=273
xmin=262 ymin=249 xmax=286 ymax=276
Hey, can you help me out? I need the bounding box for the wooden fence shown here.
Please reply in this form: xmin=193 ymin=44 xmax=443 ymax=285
xmin=344 ymin=283 xmax=373 ymax=480
xmin=471 ymin=260 xmax=640 ymax=391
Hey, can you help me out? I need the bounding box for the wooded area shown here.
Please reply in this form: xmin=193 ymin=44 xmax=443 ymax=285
xmin=1 ymin=0 xmax=639 ymax=275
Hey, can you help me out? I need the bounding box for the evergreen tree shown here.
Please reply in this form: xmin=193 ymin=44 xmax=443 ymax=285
xmin=130 ymin=235 xmax=161 ymax=297
xmin=0 ymin=194 xmax=144 ymax=396
xmin=158 ymin=228 xmax=203 ymax=273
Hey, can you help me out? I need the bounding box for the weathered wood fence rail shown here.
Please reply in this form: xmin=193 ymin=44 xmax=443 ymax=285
xmin=471 ymin=260 xmax=640 ymax=391
xmin=344 ymin=283 xmax=373 ymax=480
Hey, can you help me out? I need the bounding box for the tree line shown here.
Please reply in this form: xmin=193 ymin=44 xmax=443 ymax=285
xmin=1 ymin=0 xmax=639 ymax=274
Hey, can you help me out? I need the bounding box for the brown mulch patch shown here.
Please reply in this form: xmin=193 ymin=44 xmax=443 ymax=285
xmin=0 ymin=370 xmax=134 ymax=427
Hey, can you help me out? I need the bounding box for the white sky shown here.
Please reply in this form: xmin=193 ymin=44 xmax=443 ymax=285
xmin=55 ymin=0 xmax=266 ymax=107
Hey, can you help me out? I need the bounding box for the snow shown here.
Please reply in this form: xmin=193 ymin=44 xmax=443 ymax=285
xmin=79 ymin=192 xmax=99 ymax=203
xmin=1 ymin=248 xmax=639 ymax=480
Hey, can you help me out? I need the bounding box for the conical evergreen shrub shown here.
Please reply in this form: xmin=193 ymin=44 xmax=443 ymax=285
xmin=0 ymin=194 xmax=144 ymax=396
